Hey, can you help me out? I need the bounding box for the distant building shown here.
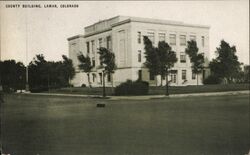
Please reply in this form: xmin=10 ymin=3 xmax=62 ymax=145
xmin=68 ymin=16 xmax=210 ymax=87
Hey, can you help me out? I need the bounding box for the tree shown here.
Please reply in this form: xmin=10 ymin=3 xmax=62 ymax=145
xmin=28 ymin=54 xmax=49 ymax=90
xmin=62 ymin=55 xmax=75 ymax=85
xmin=143 ymin=36 xmax=177 ymax=95
xmin=143 ymin=36 xmax=160 ymax=84
xmin=185 ymin=40 xmax=204 ymax=85
xmin=157 ymin=41 xmax=177 ymax=87
xmin=77 ymin=52 xmax=93 ymax=88
xmin=209 ymin=40 xmax=241 ymax=83
xmin=98 ymin=47 xmax=117 ymax=95
xmin=0 ymin=60 xmax=26 ymax=92
xmin=28 ymin=54 xmax=72 ymax=92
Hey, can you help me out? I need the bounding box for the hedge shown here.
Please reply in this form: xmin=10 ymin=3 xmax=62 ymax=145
xmin=115 ymin=80 xmax=149 ymax=96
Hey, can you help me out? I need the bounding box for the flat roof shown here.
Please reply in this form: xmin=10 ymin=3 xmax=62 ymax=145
xmin=85 ymin=15 xmax=210 ymax=29
xmin=67 ymin=16 xmax=210 ymax=39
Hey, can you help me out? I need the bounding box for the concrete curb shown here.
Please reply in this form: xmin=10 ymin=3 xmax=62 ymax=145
xmin=18 ymin=90 xmax=249 ymax=100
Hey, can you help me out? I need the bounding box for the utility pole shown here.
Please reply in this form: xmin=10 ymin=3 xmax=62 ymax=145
xmin=165 ymin=69 xmax=169 ymax=96
xmin=102 ymin=70 xmax=106 ymax=97
xmin=25 ymin=10 xmax=29 ymax=92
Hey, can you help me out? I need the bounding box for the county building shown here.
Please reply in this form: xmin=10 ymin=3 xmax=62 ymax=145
xmin=68 ymin=16 xmax=210 ymax=87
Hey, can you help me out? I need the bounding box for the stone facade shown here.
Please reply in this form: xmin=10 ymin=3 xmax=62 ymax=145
xmin=68 ymin=16 xmax=210 ymax=87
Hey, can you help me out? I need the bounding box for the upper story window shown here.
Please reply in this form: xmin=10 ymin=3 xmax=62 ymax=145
xmin=147 ymin=32 xmax=155 ymax=44
xmin=202 ymin=36 xmax=205 ymax=47
xmin=86 ymin=42 xmax=90 ymax=53
xmin=169 ymin=34 xmax=176 ymax=45
xmin=159 ymin=33 xmax=166 ymax=42
xmin=106 ymin=36 xmax=112 ymax=50
xmin=91 ymin=40 xmax=95 ymax=53
xmin=138 ymin=32 xmax=141 ymax=44
xmin=138 ymin=50 xmax=142 ymax=62
xmin=180 ymin=52 xmax=186 ymax=63
xmin=98 ymin=38 xmax=102 ymax=48
xmin=180 ymin=35 xmax=186 ymax=46
xmin=190 ymin=35 xmax=196 ymax=41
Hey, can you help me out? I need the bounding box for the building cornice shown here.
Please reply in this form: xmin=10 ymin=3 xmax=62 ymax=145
xmin=84 ymin=28 xmax=112 ymax=38
xmin=110 ymin=19 xmax=131 ymax=27
xmin=112 ymin=18 xmax=210 ymax=29
xmin=67 ymin=35 xmax=84 ymax=41
xmin=82 ymin=16 xmax=210 ymax=38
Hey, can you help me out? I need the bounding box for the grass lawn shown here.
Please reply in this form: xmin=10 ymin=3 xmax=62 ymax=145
xmin=1 ymin=94 xmax=249 ymax=155
xmin=45 ymin=83 xmax=248 ymax=96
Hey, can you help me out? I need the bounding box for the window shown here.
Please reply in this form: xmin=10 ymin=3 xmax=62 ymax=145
xmin=99 ymin=73 xmax=102 ymax=84
xmin=138 ymin=70 xmax=142 ymax=81
xmin=91 ymin=40 xmax=95 ymax=53
xmin=192 ymin=70 xmax=196 ymax=79
xmin=171 ymin=74 xmax=177 ymax=83
xmin=170 ymin=70 xmax=177 ymax=82
xmin=202 ymin=36 xmax=205 ymax=47
xmin=138 ymin=50 xmax=142 ymax=62
xmin=138 ymin=32 xmax=141 ymax=44
xmin=169 ymin=34 xmax=176 ymax=45
xmin=182 ymin=70 xmax=187 ymax=80
xmin=98 ymin=38 xmax=102 ymax=48
xmin=180 ymin=35 xmax=186 ymax=46
xmin=149 ymin=71 xmax=155 ymax=80
xmin=107 ymin=73 xmax=111 ymax=82
xmin=86 ymin=42 xmax=90 ymax=53
xmin=159 ymin=33 xmax=165 ymax=42
xmin=118 ymin=30 xmax=126 ymax=66
xmin=106 ymin=36 xmax=112 ymax=50
xmin=190 ymin=35 xmax=196 ymax=41
xmin=147 ymin=32 xmax=155 ymax=44
xmin=92 ymin=57 xmax=95 ymax=67
xmin=180 ymin=52 xmax=186 ymax=63
xmin=92 ymin=73 xmax=96 ymax=82
xmin=203 ymin=70 xmax=206 ymax=80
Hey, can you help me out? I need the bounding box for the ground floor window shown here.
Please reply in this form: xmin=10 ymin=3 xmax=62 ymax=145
xmin=171 ymin=74 xmax=177 ymax=83
xmin=99 ymin=73 xmax=102 ymax=84
xmin=149 ymin=71 xmax=155 ymax=80
xmin=92 ymin=73 xmax=96 ymax=82
xmin=107 ymin=73 xmax=111 ymax=82
xmin=203 ymin=70 xmax=206 ymax=79
xmin=182 ymin=70 xmax=186 ymax=80
xmin=138 ymin=70 xmax=142 ymax=81
xmin=192 ymin=70 xmax=196 ymax=79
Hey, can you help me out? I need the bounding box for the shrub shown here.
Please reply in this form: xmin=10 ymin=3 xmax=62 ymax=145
xmin=2 ymin=85 xmax=15 ymax=93
xmin=203 ymin=75 xmax=221 ymax=84
xmin=81 ymin=84 xmax=86 ymax=87
xmin=115 ymin=80 xmax=149 ymax=96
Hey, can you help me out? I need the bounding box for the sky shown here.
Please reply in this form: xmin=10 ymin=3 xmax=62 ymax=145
xmin=0 ymin=1 xmax=249 ymax=65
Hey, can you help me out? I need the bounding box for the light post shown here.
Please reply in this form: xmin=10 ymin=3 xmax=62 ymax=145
xmin=102 ymin=70 xmax=106 ymax=98
xmin=165 ymin=69 xmax=169 ymax=96
xmin=102 ymin=63 xmax=107 ymax=98
xmin=25 ymin=10 xmax=29 ymax=92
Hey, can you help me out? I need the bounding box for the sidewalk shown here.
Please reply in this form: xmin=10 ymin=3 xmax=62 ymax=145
xmin=21 ymin=90 xmax=249 ymax=100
